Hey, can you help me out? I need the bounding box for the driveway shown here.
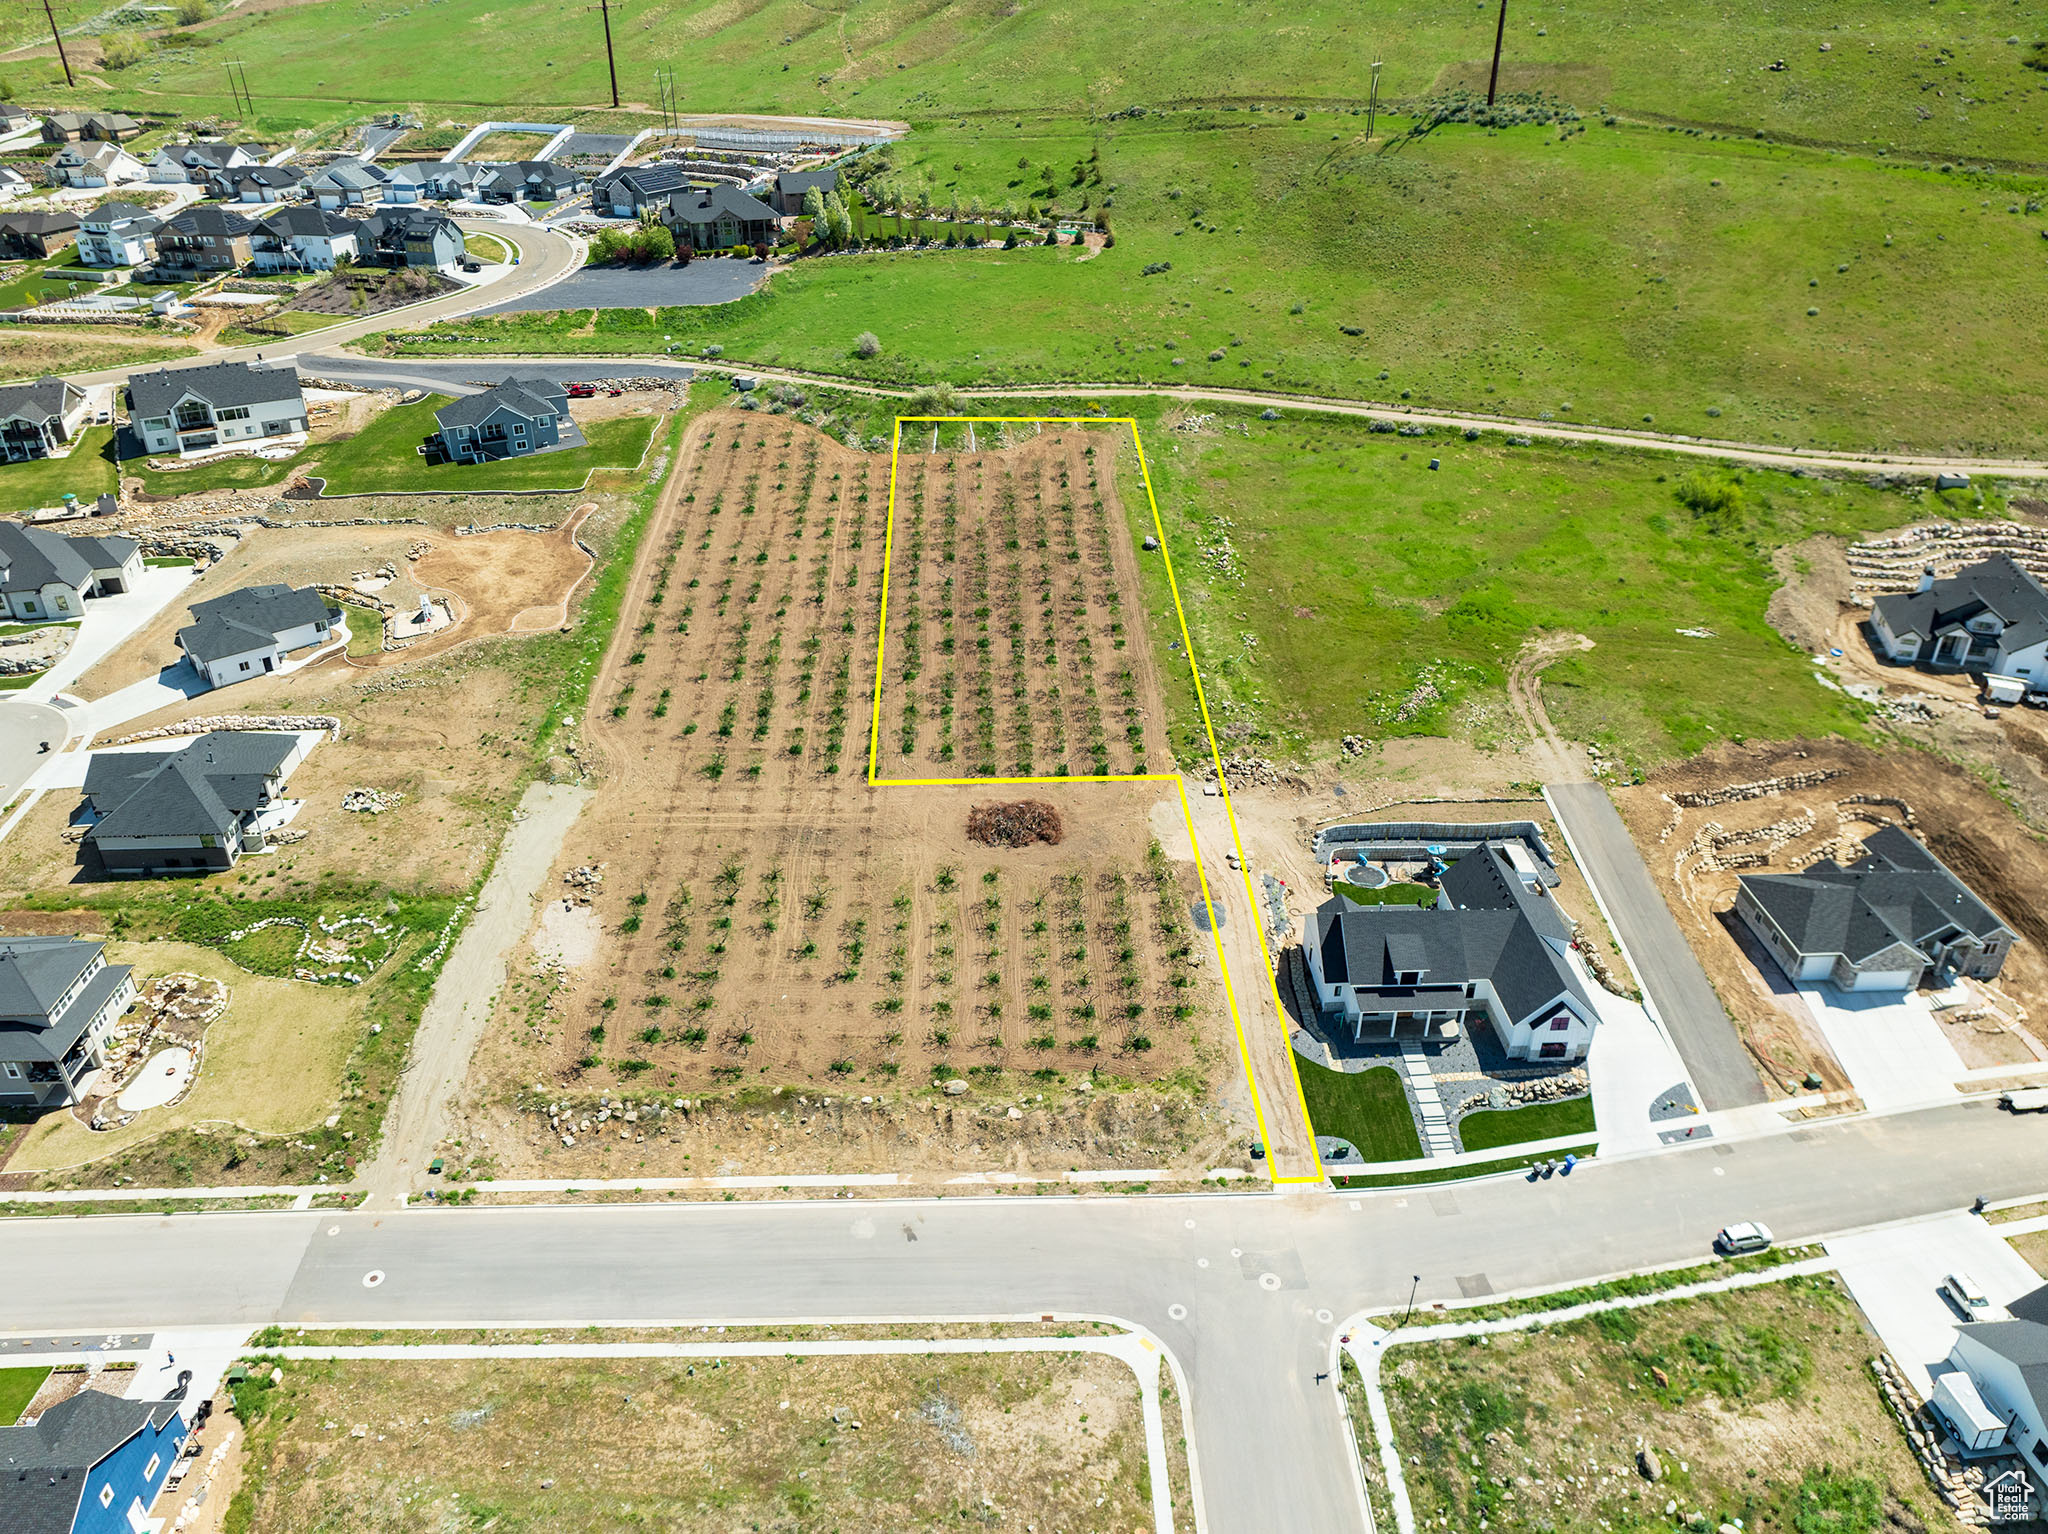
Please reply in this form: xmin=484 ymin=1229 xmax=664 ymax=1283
xmin=479 ymin=257 xmax=764 ymax=314
xmin=1803 ymin=983 xmax=1968 ymax=1114
xmin=1547 ymin=781 xmax=1768 ymax=1110
xmin=12 ymin=564 xmax=197 ymax=706
xmin=1828 ymin=1211 xmax=2044 ymax=1393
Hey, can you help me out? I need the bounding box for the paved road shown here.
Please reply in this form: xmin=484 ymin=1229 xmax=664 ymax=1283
xmin=309 ymin=356 xmax=695 ymax=395
xmin=0 ymin=699 xmax=67 ymax=800
xmin=9 ymin=1101 xmax=2044 ymax=1532
xmin=1547 ymin=781 xmax=1767 ymax=1109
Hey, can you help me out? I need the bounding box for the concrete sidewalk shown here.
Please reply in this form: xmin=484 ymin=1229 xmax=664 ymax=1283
xmin=13 ymin=564 xmax=195 ymax=707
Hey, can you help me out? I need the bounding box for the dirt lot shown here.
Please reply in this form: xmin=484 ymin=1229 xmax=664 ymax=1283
xmin=1383 ymin=1274 xmax=1952 ymax=1534
xmin=1611 ymin=738 xmax=2048 ymax=1096
xmin=209 ymin=1351 xmax=1151 ymax=1534
xmin=461 ymin=418 xmax=1240 ymax=1179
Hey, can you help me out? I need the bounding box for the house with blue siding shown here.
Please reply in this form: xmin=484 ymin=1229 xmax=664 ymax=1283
xmin=0 ymin=1390 xmax=187 ymax=1534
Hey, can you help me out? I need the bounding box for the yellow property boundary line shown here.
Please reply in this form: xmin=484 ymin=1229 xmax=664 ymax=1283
xmin=865 ymin=415 xmax=1327 ymax=1185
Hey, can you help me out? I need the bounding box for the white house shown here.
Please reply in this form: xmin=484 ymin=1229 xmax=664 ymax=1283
xmin=0 ymin=520 xmax=143 ymax=622
xmin=0 ymin=374 xmax=93 ymax=463
xmin=147 ymin=140 xmax=264 ymax=185
xmin=1302 ymin=843 xmax=1600 ymax=1062
xmin=0 ymin=937 xmax=137 ymax=1108
xmin=303 ymin=156 xmax=387 ymax=210
xmin=45 ymin=141 xmax=148 ymax=189
xmin=126 ymin=360 xmax=307 ymax=458
xmin=251 ymin=203 xmax=359 ymax=272
xmin=75 ymin=201 xmax=160 ymax=267
xmin=175 ymin=582 xmax=341 ymax=688
xmin=1869 ymin=555 xmax=2048 ymax=684
xmin=1947 ymin=1286 xmax=2048 ymax=1504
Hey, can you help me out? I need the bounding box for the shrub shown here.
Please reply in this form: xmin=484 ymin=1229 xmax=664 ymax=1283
xmin=174 ymin=0 xmax=208 ymax=23
xmin=98 ymin=31 xmax=150 ymax=68
xmin=854 ymin=330 xmax=881 ymax=359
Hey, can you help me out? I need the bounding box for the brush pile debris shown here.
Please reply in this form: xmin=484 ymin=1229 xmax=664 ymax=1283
xmin=966 ymin=800 xmax=1066 ymax=848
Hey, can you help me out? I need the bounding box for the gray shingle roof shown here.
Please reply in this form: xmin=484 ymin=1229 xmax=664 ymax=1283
xmin=62 ymin=534 xmax=138 ymax=572
xmin=0 ymin=377 xmax=83 ymax=428
xmin=83 ymin=731 xmax=299 ymax=848
xmin=223 ymin=165 xmax=303 ymax=191
xmin=160 ymin=205 xmax=257 ymax=240
xmin=257 ymin=204 xmax=354 ymax=239
xmin=0 ymin=520 xmax=94 ymax=597
xmin=0 ymin=1390 xmax=182 ymax=1534
xmin=433 ymin=377 xmax=565 ymax=430
xmin=126 ymin=360 xmax=303 ymax=421
xmin=0 ymin=212 xmax=78 ymax=238
xmin=174 ymin=582 xmax=332 ymax=664
xmin=776 ymin=168 xmax=838 ymax=198
xmin=0 ymin=936 xmax=99 ymax=1017
xmin=0 ymin=961 xmax=133 ymax=1066
xmin=664 ymin=183 xmax=780 ymax=227
xmin=1956 ymin=1314 xmax=2048 ymax=1425
xmin=1738 ymin=826 xmax=2014 ymax=965
xmin=307 ymin=156 xmax=386 ymax=189
xmin=1312 ymin=844 xmax=1590 ymax=1025
xmin=82 ymin=201 xmax=152 ymax=228
xmin=600 ymin=162 xmax=697 ymax=202
xmin=1872 ymin=555 xmax=2048 ymax=652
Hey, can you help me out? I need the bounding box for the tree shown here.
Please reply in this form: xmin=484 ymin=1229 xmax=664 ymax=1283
xmin=854 ymin=331 xmax=881 ymax=359
xmin=590 ymin=229 xmax=623 ymax=265
xmin=1016 ymin=155 xmax=1030 ymax=170
xmin=802 ymin=184 xmax=826 ymax=224
xmin=643 ymin=223 xmax=676 ymax=263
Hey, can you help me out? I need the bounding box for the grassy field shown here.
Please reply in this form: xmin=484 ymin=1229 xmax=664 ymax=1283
xmin=1457 ymin=1094 xmax=1597 ymax=1152
xmin=2010 ymin=1229 xmax=2048 ymax=1278
xmin=131 ymin=398 xmax=659 ymax=498
xmin=462 ymin=231 xmax=510 ymax=265
xmin=1333 ymin=1144 xmax=1597 ymax=1188
xmin=223 ymin=1351 xmax=1155 ymax=1532
xmin=64 ymin=0 xmax=2048 ymax=166
xmin=1293 ymin=1061 xmax=1422 ymax=1162
xmin=0 ymin=326 xmax=198 ymax=385
xmin=0 ymin=1366 xmax=49 ymax=1425
xmin=1382 ymin=1274 xmax=1948 ymax=1534
xmin=1125 ymin=404 xmax=1961 ymax=766
xmin=394 ymin=115 xmax=2048 ymax=454
xmin=0 ymin=425 xmax=117 ymax=514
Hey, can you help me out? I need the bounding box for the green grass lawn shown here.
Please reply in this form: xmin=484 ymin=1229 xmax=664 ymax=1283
xmin=0 ymin=1366 xmax=49 ymax=1425
xmin=463 ymin=231 xmax=511 ymax=264
xmin=389 ymin=115 xmax=2048 ymax=455
xmin=130 ymin=398 xmax=660 ymax=498
xmin=1125 ymin=401 xmax=1966 ymax=766
xmin=1336 ymin=881 xmax=1438 ymax=908
xmin=1334 ymin=1143 xmax=1598 ymax=1188
xmin=1457 ymin=1094 xmax=1598 ymax=1153
xmin=0 ymin=426 xmax=118 ymax=514
xmin=86 ymin=0 xmax=2048 ymax=166
xmin=1294 ymin=1061 xmax=1423 ymax=1162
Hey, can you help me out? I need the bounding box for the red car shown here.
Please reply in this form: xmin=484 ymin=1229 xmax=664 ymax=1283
xmin=565 ymin=382 xmax=597 ymax=398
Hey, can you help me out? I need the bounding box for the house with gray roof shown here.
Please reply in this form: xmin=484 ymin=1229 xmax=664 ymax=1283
xmin=660 ymin=182 xmax=781 ymax=251
xmin=475 ymin=159 xmax=585 ymax=204
xmin=174 ymin=582 xmax=341 ymax=687
xmin=251 ymin=203 xmax=359 ymax=272
xmin=1869 ymin=555 xmax=2048 ymax=685
xmin=46 ymin=139 xmax=148 ymax=190
xmin=357 ymin=206 xmax=462 ymax=269
xmin=75 ymin=200 xmax=159 ymax=267
xmin=592 ymin=161 xmax=701 ymax=217
xmin=1735 ymin=825 xmax=2017 ymax=991
xmin=427 ymin=378 xmax=574 ymax=464
xmin=0 ymin=1387 xmax=188 ymax=1530
xmin=0 ymin=936 xmax=137 ymax=1107
xmin=147 ymin=138 xmax=265 ymax=185
xmin=769 ymin=167 xmax=839 ymax=215
xmin=79 ymin=729 xmax=312 ymax=874
xmin=1946 ymin=1283 xmax=2048 ymax=1503
xmin=211 ymin=163 xmax=304 ymax=203
xmin=126 ymin=360 xmax=307 ymax=458
xmin=151 ymin=203 xmax=258 ymax=274
xmin=303 ymin=155 xmax=388 ymax=209
xmin=0 ymin=520 xmax=142 ymax=621
xmin=1303 ymin=843 xmax=1600 ymax=1061
xmin=0 ymin=209 xmax=79 ymax=260
xmin=384 ymin=160 xmax=486 ymax=203
xmin=0 ymin=376 xmax=91 ymax=464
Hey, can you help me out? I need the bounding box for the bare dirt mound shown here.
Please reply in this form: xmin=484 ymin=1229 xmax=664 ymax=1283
xmin=967 ymin=800 xmax=1065 ymax=848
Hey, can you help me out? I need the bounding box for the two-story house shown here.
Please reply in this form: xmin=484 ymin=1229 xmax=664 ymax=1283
xmin=75 ymin=201 xmax=160 ymax=267
xmin=0 ymin=520 xmax=142 ymax=620
xmin=40 ymin=111 xmax=143 ymax=144
xmin=147 ymin=139 xmax=265 ymax=184
xmin=0 ymin=376 xmax=92 ymax=463
xmin=1868 ymin=555 xmax=2048 ymax=686
xmin=592 ymin=162 xmax=698 ymax=217
xmin=0 ymin=1389 xmax=189 ymax=1531
xmin=251 ymin=204 xmax=359 ymax=272
xmin=302 ymin=156 xmax=387 ymax=209
xmin=151 ymin=204 xmax=258 ymax=274
xmin=126 ymin=360 xmax=307 ymax=458
xmin=0 ymin=936 xmax=137 ymax=1107
xmin=0 ymin=210 xmax=79 ymax=259
xmin=659 ymin=183 xmax=781 ymax=252
xmin=46 ymin=141 xmax=149 ymax=190
xmin=426 ymin=378 xmax=573 ymax=464
xmin=81 ymin=729 xmax=315 ymax=874
xmin=174 ymin=583 xmax=340 ymax=687
xmin=358 ymin=206 xmax=463 ymax=269
xmin=768 ymin=167 xmax=839 ymax=215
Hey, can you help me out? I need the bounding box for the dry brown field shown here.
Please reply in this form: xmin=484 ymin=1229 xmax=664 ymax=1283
xmin=466 ymin=418 xmax=1239 ymax=1177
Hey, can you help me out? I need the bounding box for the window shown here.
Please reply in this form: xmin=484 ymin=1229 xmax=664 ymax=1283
xmin=2 ymin=1062 xmax=20 ymax=1079
xmin=217 ymin=405 xmax=250 ymax=422
xmin=1539 ymin=1041 xmax=1568 ymax=1059
xmin=144 ymin=1454 xmax=160 ymax=1480
xmin=239 ymin=660 xmax=251 ymax=672
xmin=1550 ymin=1017 xmax=1571 ymax=1030
xmin=100 ymin=1485 xmax=114 ymax=1509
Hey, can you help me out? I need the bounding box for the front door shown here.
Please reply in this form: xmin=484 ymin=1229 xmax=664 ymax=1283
xmin=262 ymin=656 xmax=274 ymax=672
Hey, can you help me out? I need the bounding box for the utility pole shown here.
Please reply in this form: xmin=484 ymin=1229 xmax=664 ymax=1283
xmin=1486 ymin=0 xmax=1509 ymax=106
xmin=599 ymin=0 xmax=620 ymax=109
xmin=41 ymin=0 xmax=74 ymax=89
xmin=1365 ymin=60 xmax=1383 ymax=140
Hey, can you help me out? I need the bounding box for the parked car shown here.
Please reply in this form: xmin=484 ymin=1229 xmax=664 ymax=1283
xmin=2025 ymin=691 xmax=2048 ymax=710
xmin=1714 ymin=1221 xmax=1774 ymax=1255
xmin=1942 ymin=1270 xmax=1997 ymax=1319
xmin=459 ymin=259 xmax=482 ymax=273
xmin=566 ymin=382 xmax=597 ymax=398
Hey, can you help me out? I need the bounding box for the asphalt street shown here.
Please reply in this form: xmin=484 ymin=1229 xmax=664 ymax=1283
xmin=478 ymin=257 xmax=764 ymax=314
xmin=0 ymin=699 xmax=65 ymax=801
xmin=8 ymin=1101 xmax=2043 ymax=1533
xmin=1549 ymin=780 xmax=1768 ymax=1109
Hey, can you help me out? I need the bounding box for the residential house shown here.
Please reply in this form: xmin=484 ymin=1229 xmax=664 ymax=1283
xmin=474 ymin=159 xmax=584 ymax=204
xmin=175 ymin=583 xmax=340 ymax=687
xmin=40 ymin=111 xmax=143 ymax=144
xmin=358 ymin=206 xmax=462 ymax=269
xmin=0 ymin=1389 xmax=187 ymax=1531
xmin=147 ymin=139 xmax=265 ymax=185
xmin=80 ymin=729 xmax=314 ymax=874
xmin=1304 ymin=843 xmax=1601 ymax=1061
xmin=152 ymin=204 xmax=258 ymax=274
xmin=211 ymin=163 xmax=305 ymax=203
xmin=591 ymin=162 xmax=699 ymax=217
xmin=660 ymin=183 xmax=781 ymax=251
xmin=0 ymin=520 xmax=142 ymax=620
xmin=768 ymin=166 xmax=838 ymax=215
xmin=1868 ymin=555 xmax=2048 ymax=686
xmin=1735 ymin=825 xmax=2018 ymax=992
xmin=302 ymin=156 xmax=387 ymax=209
xmin=126 ymin=360 xmax=307 ymax=457
xmin=0 ymin=376 xmax=92 ymax=463
xmin=0 ymin=104 xmax=37 ymax=134
xmin=0 ymin=164 xmax=33 ymax=201
xmin=383 ymin=160 xmax=483 ymax=203
xmin=0 ymin=209 xmax=79 ymax=258
xmin=74 ymin=201 xmax=160 ymax=267
xmin=1947 ymin=1283 xmax=2048 ymax=1500
xmin=251 ymin=203 xmax=358 ymax=272
xmin=427 ymin=378 xmax=571 ymax=464
xmin=0 ymin=936 xmax=137 ymax=1107
xmin=45 ymin=141 xmax=148 ymax=189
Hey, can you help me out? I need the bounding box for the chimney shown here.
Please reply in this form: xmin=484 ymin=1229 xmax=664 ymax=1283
xmin=1917 ymin=565 xmax=1936 ymax=594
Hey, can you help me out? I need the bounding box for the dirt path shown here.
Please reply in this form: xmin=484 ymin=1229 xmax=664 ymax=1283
xmin=1506 ymin=632 xmax=1595 ymax=783
xmin=359 ymin=780 xmax=594 ymax=1197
